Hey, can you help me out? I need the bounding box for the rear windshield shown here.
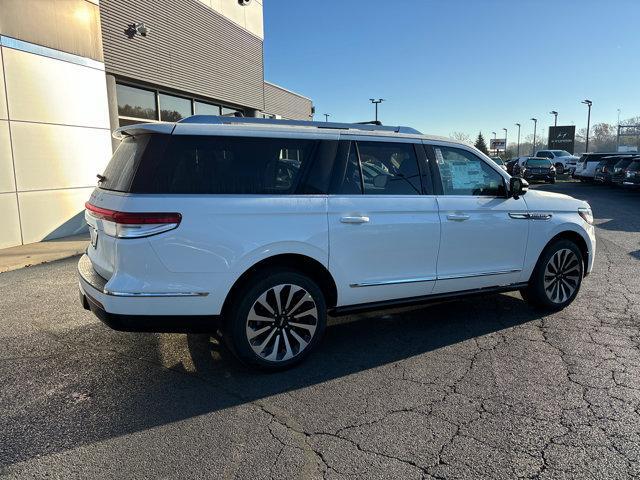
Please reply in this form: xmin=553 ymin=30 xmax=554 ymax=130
xmin=100 ymin=134 xmax=337 ymax=195
xmin=99 ymin=135 xmax=152 ymax=192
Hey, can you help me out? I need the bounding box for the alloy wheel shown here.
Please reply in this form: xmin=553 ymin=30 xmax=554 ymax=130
xmin=543 ymin=248 xmax=581 ymax=304
xmin=245 ymin=284 xmax=318 ymax=362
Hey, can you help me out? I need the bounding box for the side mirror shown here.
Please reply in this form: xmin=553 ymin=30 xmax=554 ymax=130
xmin=510 ymin=177 xmax=528 ymax=199
xmin=373 ymin=174 xmax=389 ymax=189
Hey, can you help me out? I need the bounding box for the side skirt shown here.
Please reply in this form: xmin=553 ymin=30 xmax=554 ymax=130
xmin=329 ymin=283 xmax=529 ymax=317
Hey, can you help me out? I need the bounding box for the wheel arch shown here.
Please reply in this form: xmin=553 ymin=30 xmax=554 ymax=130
xmin=221 ymin=254 xmax=339 ymax=317
xmin=541 ymin=230 xmax=590 ymax=274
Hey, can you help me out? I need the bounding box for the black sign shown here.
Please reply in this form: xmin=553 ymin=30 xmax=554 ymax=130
xmin=548 ymin=126 xmax=576 ymax=153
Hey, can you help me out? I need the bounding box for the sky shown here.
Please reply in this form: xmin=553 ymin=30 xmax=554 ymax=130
xmin=263 ymin=0 xmax=640 ymax=142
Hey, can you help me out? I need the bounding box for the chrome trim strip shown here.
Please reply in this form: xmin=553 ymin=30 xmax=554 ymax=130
xmin=437 ymin=269 xmax=522 ymax=281
xmin=0 ymin=36 xmax=105 ymax=71
xmin=529 ymin=212 xmax=553 ymax=220
xmin=350 ymin=269 xmax=522 ymax=287
xmin=509 ymin=212 xmax=529 ymax=219
xmin=350 ymin=276 xmax=437 ymax=288
xmin=103 ymin=290 xmax=209 ymax=298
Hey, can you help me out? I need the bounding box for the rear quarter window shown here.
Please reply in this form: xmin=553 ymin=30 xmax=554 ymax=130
xmin=131 ymin=135 xmax=326 ymax=195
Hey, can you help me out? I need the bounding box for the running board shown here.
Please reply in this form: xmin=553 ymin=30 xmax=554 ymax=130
xmin=329 ymin=283 xmax=529 ymax=317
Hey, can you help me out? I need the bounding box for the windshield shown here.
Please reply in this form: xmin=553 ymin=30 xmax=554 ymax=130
xmin=490 ymin=157 xmax=504 ymax=165
xmin=614 ymin=159 xmax=633 ymax=170
xmin=526 ymin=159 xmax=552 ymax=167
xmin=552 ymin=150 xmax=571 ymax=157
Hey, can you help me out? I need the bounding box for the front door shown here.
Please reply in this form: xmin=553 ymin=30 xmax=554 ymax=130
xmin=429 ymin=144 xmax=529 ymax=294
xmin=328 ymin=139 xmax=440 ymax=307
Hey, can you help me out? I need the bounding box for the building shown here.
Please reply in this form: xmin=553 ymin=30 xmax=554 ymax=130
xmin=0 ymin=0 xmax=313 ymax=249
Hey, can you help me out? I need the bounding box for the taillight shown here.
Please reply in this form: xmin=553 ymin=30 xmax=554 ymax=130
xmin=85 ymin=202 xmax=181 ymax=238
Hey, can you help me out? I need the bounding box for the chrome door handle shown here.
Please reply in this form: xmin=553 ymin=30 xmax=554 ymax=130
xmin=446 ymin=213 xmax=470 ymax=222
xmin=340 ymin=216 xmax=370 ymax=224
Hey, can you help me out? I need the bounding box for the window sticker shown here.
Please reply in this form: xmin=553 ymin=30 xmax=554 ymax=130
xmin=434 ymin=148 xmax=444 ymax=164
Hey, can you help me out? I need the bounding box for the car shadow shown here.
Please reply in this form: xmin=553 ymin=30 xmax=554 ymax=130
xmin=2 ymin=291 xmax=547 ymax=468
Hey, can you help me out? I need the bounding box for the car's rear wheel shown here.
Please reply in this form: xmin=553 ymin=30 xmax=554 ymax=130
xmin=223 ymin=270 xmax=326 ymax=370
xmin=521 ymin=239 xmax=583 ymax=311
xmin=555 ymin=163 xmax=564 ymax=174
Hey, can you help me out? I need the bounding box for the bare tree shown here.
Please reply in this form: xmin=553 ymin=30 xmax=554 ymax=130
xmin=450 ymin=131 xmax=471 ymax=143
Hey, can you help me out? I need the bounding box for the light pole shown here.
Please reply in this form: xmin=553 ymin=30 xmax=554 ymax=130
xmin=502 ymin=128 xmax=508 ymax=157
xmin=492 ymin=132 xmax=497 ymax=155
xmin=515 ymin=123 xmax=521 ymax=157
xmin=550 ymin=110 xmax=558 ymax=126
xmin=582 ymin=99 xmax=592 ymax=152
xmin=530 ymin=118 xmax=538 ymax=155
xmin=617 ymin=108 xmax=621 ymax=150
xmin=369 ymin=98 xmax=385 ymax=123
xmin=323 ymin=113 xmax=330 ymax=122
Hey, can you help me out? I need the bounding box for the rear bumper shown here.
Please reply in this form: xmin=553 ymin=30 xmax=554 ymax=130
xmin=78 ymin=254 xmax=220 ymax=332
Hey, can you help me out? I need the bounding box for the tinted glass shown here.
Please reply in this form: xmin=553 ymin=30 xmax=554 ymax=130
xmin=627 ymin=161 xmax=640 ymax=172
xmin=100 ymin=135 xmax=152 ymax=192
xmin=526 ymin=159 xmax=552 ymax=167
xmin=357 ymin=142 xmax=422 ymax=195
xmin=337 ymin=142 xmax=363 ymax=194
xmin=116 ymin=84 xmax=157 ymax=120
xmin=434 ymin=146 xmax=506 ymax=196
xmin=552 ymin=150 xmax=571 ymax=156
xmin=537 ymin=151 xmax=553 ymax=158
xmin=221 ymin=106 xmax=241 ymax=116
xmin=614 ymin=159 xmax=633 ymax=170
xmin=132 ymin=136 xmax=318 ymax=194
xmin=194 ymin=101 xmax=221 ymax=115
xmin=159 ymin=94 xmax=192 ymax=121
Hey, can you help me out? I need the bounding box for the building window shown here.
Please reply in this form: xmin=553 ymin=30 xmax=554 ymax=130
xmin=194 ymin=101 xmax=221 ymax=115
xmin=159 ymin=93 xmax=192 ymax=121
xmin=116 ymin=84 xmax=157 ymax=121
xmin=221 ymin=106 xmax=240 ymax=116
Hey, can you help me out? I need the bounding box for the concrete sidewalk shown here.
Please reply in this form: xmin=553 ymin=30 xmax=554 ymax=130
xmin=0 ymin=234 xmax=88 ymax=273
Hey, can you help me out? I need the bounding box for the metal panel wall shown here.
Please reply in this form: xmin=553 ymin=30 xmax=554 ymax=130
xmin=264 ymin=82 xmax=313 ymax=120
xmin=100 ymin=0 xmax=265 ymax=110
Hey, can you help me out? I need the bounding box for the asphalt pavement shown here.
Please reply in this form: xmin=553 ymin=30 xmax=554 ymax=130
xmin=1 ymin=181 xmax=639 ymax=479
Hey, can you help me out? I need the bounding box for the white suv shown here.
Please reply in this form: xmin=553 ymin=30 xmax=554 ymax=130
xmin=535 ymin=150 xmax=580 ymax=174
xmin=78 ymin=116 xmax=596 ymax=369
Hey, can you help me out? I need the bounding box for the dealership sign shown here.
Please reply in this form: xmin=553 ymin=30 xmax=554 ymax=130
xmin=490 ymin=138 xmax=506 ymax=150
xmin=548 ymin=126 xmax=576 ymax=153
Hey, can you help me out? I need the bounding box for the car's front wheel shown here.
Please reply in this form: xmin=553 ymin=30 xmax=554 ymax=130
xmin=521 ymin=239 xmax=584 ymax=311
xmin=223 ymin=270 xmax=327 ymax=370
xmin=555 ymin=163 xmax=564 ymax=174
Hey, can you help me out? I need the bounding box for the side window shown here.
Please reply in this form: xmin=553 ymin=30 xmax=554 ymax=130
xmin=434 ymin=146 xmax=506 ymax=196
xmin=538 ymin=151 xmax=553 ymax=159
xmin=357 ymin=142 xmax=422 ymax=195
xmin=133 ymin=136 xmax=318 ymax=194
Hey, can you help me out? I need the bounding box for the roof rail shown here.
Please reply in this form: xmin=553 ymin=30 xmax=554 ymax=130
xmin=178 ymin=115 xmax=422 ymax=135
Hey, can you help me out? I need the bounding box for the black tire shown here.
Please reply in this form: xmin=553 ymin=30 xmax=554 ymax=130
xmin=549 ymin=178 xmax=556 ymax=184
xmin=222 ymin=269 xmax=327 ymax=370
xmin=521 ymin=239 xmax=584 ymax=311
xmin=555 ymin=163 xmax=564 ymax=174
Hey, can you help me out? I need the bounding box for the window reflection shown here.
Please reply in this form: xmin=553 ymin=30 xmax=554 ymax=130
xmin=116 ymin=84 xmax=157 ymax=120
xmin=194 ymin=101 xmax=221 ymax=115
xmin=159 ymin=94 xmax=192 ymax=121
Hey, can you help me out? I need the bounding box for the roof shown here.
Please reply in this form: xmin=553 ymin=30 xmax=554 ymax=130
xmin=112 ymin=115 xmax=455 ymax=144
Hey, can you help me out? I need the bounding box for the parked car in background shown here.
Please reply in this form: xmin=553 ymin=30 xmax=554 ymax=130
xmin=506 ymin=158 xmax=520 ymax=175
xmin=512 ymin=157 xmax=545 ymax=176
xmin=594 ymin=156 xmax=625 ymax=185
xmin=535 ymin=150 xmax=580 ymax=174
xmin=574 ymin=153 xmax=625 ymax=181
xmin=611 ymin=157 xmax=640 ymax=186
xmin=521 ymin=158 xmax=556 ymax=183
xmin=77 ymin=115 xmax=596 ymax=369
xmin=490 ymin=156 xmax=508 ymax=171
xmin=621 ymin=159 xmax=640 ymax=189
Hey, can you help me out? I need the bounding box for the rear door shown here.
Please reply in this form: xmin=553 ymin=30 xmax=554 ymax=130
xmin=328 ymin=137 xmax=440 ymax=307
xmin=428 ymin=143 xmax=529 ymax=294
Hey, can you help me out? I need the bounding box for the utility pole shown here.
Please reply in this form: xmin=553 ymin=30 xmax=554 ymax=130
xmin=530 ymin=118 xmax=538 ymax=155
xmin=502 ymin=128 xmax=508 ymax=158
xmin=582 ymin=100 xmax=592 ymax=152
xmin=515 ymin=123 xmax=521 ymax=157
xmin=492 ymin=132 xmax=497 ymax=156
xmin=369 ymin=98 xmax=384 ymax=123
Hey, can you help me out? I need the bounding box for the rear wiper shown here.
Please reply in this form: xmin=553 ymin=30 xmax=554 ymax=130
xmin=96 ymin=174 xmax=106 ymax=183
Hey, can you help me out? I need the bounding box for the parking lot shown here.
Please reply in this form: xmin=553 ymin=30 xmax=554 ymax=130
xmin=1 ymin=181 xmax=639 ymax=479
